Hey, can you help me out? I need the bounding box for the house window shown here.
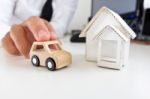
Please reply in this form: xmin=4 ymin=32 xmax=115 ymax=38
xmin=101 ymin=40 xmax=118 ymax=62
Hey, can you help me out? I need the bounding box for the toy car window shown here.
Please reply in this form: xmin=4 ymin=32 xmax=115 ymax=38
xmin=48 ymin=44 xmax=61 ymax=51
xmin=34 ymin=45 xmax=44 ymax=50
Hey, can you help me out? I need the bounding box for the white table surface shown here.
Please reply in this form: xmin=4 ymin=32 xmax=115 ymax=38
xmin=0 ymin=36 xmax=150 ymax=99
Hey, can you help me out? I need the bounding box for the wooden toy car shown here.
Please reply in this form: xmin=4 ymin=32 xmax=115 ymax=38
xmin=29 ymin=40 xmax=72 ymax=71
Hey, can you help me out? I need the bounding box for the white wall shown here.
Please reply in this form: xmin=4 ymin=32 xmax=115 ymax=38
xmin=144 ymin=0 xmax=150 ymax=8
xmin=68 ymin=0 xmax=150 ymax=33
xmin=68 ymin=0 xmax=91 ymax=32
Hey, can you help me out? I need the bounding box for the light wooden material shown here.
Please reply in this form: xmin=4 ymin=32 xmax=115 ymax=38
xmin=79 ymin=7 xmax=136 ymax=69
xmin=29 ymin=40 xmax=72 ymax=71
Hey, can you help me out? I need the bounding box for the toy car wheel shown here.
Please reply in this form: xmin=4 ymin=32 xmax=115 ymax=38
xmin=46 ymin=58 xmax=56 ymax=71
xmin=31 ymin=55 xmax=40 ymax=66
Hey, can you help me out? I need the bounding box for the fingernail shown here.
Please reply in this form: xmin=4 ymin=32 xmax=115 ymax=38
xmin=37 ymin=30 xmax=50 ymax=41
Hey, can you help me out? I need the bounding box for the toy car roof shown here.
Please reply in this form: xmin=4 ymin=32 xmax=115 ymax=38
xmin=33 ymin=40 xmax=61 ymax=45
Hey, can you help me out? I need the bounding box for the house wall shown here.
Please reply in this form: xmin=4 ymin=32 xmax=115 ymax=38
xmin=122 ymin=41 xmax=130 ymax=66
xmin=86 ymin=32 xmax=98 ymax=61
xmin=85 ymin=24 xmax=127 ymax=68
xmin=86 ymin=25 xmax=123 ymax=61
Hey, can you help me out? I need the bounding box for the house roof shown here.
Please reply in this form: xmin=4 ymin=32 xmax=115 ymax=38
xmin=79 ymin=7 xmax=136 ymax=39
xmin=93 ymin=25 xmax=129 ymax=42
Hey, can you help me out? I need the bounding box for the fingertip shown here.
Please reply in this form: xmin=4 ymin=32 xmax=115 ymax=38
xmin=37 ymin=30 xmax=51 ymax=41
xmin=51 ymin=33 xmax=58 ymax=40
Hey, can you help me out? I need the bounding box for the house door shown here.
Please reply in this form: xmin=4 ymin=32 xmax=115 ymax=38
xmin=100 ymin=40 xmax=119 ymax=63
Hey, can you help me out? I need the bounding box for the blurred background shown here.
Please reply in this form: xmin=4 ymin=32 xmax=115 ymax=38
xmin=69 ymin=0 xmax=150 ymax=42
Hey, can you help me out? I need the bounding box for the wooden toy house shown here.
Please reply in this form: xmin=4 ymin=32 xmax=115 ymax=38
xmin=79 ymin=7 xmax=136 ymax=69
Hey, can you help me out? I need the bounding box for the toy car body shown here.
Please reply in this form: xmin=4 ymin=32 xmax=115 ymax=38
xmin=29 ymin=40 xmax=72 ymax=71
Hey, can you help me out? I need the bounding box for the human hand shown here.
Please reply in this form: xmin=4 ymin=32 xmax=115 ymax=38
xmin=2 ymin=16 xmax=57 ymax=58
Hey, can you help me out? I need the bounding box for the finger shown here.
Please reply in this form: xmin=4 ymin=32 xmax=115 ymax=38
xmin=10 ymin=25 xmax=32 ymax=58
xmin=43 ymin=20 xmax=59 ymax=49
xmin=2 ymin=33 xmax=20 ymax=55
xmin=44 ymin=20 xmax=58 ymax=40
xmin=23 ymin=26 xmax=36 ymax=43
xmin=23 ymin=16 xmax=51 ymax=41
